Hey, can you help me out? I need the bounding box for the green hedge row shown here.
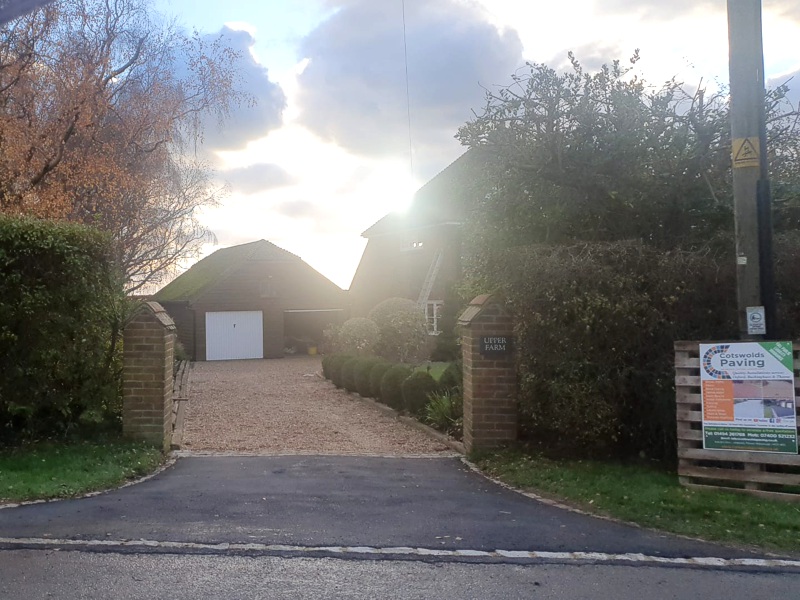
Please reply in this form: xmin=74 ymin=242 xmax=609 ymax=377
xmin=487 ymin=241 xmax=742 ymax=462
xmin=0 ymin=215 xmax=125 ymax=444
xmin=321 ymin=354 xmax=463 ymax=431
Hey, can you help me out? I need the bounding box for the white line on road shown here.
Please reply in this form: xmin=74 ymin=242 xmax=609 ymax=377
xmin=1 ymin=537 xmax=798 ymax=570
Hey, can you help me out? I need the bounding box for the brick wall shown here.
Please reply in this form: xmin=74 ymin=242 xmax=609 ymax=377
xmin=123 ymin=302 xmax=176 ymax=451
xmin=459 ymin=295 xmax=517 ymax=453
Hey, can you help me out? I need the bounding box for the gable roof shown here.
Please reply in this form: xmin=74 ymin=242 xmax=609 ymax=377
xmin=362 ymin=148 xmax=489 ymax=238
xmin=153 ymin=239 xmax=299 ymax=303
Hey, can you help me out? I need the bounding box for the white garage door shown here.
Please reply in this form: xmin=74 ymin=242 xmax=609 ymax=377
xmin=205 ymin=311 xmax=264 ymax=361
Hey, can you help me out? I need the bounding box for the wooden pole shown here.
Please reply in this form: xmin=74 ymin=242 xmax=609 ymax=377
xmin=727 ymin=0 xmax=774 ymax=338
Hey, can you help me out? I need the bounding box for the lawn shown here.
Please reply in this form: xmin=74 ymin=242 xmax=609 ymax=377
xmin=474 ymin=447 xmax=800 ymax=555
xmin=0 ymin=439 xmax=164 ymax=503
xmin=414 ymin=361 xmax=451 ymax=381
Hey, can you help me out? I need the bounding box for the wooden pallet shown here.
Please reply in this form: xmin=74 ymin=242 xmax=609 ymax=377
xmin=675 ymin=341 xmax=800 ymax=502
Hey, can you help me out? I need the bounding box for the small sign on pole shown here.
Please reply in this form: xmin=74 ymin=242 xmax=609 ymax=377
xmin=746 ymin=306 xmax=766 ymax=336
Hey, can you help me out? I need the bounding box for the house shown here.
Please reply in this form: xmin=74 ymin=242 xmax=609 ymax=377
xmin=153 ymin=240 xmax=346 ymax=360
xmin=349 ymin=150 xmax=487 ymax=333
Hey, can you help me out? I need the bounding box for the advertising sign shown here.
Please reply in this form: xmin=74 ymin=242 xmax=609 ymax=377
xmin=700 ymin=342 xmax=797 ymax=453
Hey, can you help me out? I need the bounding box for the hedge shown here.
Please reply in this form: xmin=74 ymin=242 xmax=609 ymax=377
xmin=492 ymin=242 xmax=744 ymax=461
xmin=0 ymin=215 xmax=124 ymax=443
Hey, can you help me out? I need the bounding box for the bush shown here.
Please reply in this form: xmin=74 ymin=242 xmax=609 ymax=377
xmin=336 ymin=317 xmax=380 ymax=356
xmin=425 ymin=389 xmax=463 ymax=439
xmin=327 ymin=354 xmax=353 ymax=388
xmin=380 ymin=364 xmax=413 ymax=410
xmin=341 ymin=357 xmax=361 ymax=393
xmin=0 ymin=215 xmax=124 ymax=444
xmin=401 ymin=371 xmax=438 ymax=417
xmin=354 ymin=357 xmax=384 ymax=397
xmin=368 ymin=297 xmax=428 ymax=362
xmin=438 ymin=361 xmax=462 ymax=393
xmin=369 ymin=361 xmax=393 ymax=400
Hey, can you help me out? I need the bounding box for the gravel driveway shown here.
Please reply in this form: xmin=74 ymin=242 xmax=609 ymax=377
xmin=182 ymin=356 xmax=451 ymax=455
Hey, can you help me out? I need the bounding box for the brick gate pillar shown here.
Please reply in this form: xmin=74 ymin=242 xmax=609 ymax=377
xmin=123 ymin=302 xmax=176 ymax=451
xmin=458 ymin=294 xmax=517 ymax=454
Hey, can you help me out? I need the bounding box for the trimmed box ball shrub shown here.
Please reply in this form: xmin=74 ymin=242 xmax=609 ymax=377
xmin=341 ymin=357 xmax=361 ymax=393
xmin=380 ymin=364 xmax=412 ymax=410
xmin=438 ymin=362 xmax=462 ymax=393
xmin=401 ymin=371 xmax=438 ymax=417
xmin=369 ymin=361 xmax=393 ymax=400
xmin=321 ymin=354 xmax=333 ymax=379
xmin=337 ymin=317 xmax=380 ymax=356
xmin=328 ymin=355 xmax=353 ymax=388
xmin=354 ymin=357 xmax=383 ymax=397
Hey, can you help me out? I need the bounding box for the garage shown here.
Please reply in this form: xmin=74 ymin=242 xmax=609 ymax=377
xmin=205 ymin=311 xmax=263 ymax=361
xmin=154 ymin=240 xmax=347 ymax=360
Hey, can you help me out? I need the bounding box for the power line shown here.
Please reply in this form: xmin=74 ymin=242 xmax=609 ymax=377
xmin=401 ymin=0 xmax=413 ymax=176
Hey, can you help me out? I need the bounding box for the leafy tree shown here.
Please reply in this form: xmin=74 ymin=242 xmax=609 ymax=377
xmin=457 ymin=52 xmax=800 ymax=256
xmin=0 ymin=0 xmax=248 ymax=291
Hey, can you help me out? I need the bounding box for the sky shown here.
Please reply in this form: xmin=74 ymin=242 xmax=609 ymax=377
xmin=152 ymin=0 xmax=800 ymax=290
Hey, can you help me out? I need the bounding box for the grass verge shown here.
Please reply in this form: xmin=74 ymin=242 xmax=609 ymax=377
xmin=473 ymin=447 xmax=800 ymax=555
xmin=0 ymin=439 xmax=165 ymax=503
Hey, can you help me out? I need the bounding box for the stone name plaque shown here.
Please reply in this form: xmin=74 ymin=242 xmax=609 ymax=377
xmin=479 ymin=336 xmax=513 ymax=357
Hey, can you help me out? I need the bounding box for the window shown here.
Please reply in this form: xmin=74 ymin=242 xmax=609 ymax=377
xmin=411 ymin=240 xmax=424 ymax=249
xmin=426 ymin=301 xmax=443 ymax=335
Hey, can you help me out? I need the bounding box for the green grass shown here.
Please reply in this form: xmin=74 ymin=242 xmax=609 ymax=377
xmin=0 ymin=439 xmax=164 ymax=503
xmin=415 ymin=361 xmax=450 ymax=381
xmin=474 ymin=447 xmax=800 ymax=555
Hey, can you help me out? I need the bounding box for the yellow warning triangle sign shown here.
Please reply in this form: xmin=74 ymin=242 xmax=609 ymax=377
xmin=732 ymin=137 xmax=760 ymax=168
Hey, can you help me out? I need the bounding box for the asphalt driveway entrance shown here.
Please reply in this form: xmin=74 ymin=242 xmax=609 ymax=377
xmin=0 ymin=455 xmax=787 ymax=564
xmin=181 ymin=356 xmax=450 ymax=455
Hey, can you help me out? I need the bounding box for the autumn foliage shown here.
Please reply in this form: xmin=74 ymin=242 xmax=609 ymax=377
xmin=0 ymin=0 xmax=246 ymax=290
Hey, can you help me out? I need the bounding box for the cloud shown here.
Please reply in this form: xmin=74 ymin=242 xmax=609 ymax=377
xmin=772 ymin=0 xmax=800 ymax=20
xmin=768 ymin=68 xmax=800 ymax=108
xmin=597 ymin=0 xmax=798 ymax=22
xmin=221 ymin=163 xmax=295 ymax=194
xmin=597 ymin=0 xmax=721 ymax=19
xmin=200 ymin=26 xmax=287 ymax=152
xmin=295 ymin=0 xmax=523 ymax=178
xmin=545 ymin=42 xmax=628 ymax=73
xmin=277 ymin=200 xmax=317 ymax=218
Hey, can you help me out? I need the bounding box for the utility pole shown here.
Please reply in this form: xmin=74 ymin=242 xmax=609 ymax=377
xmin=727 ymin=0 xmax=776 ymax=339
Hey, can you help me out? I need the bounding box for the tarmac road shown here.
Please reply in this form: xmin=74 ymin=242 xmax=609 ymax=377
xmin=1 ymin=455 xmax=799 ymax=599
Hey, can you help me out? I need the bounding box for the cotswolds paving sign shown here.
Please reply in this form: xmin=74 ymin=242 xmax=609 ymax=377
xmin=480 ymin=336 xmax=513 ymax=357
xmin=700 ymin=342 xmax=797 ymax=453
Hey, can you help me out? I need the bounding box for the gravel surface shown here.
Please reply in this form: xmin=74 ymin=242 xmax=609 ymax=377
xmin=182 ymin=356 xmax=451 ymax=455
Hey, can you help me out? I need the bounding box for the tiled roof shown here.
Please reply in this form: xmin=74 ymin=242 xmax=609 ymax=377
xmin=153 ymin=239 xmax=298 ymax=303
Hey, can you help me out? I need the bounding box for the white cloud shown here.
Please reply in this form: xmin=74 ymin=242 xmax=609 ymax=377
xmin=294 ymin=0 xmax=523 ymax=180
xmin=199 ymin=26 xmax=287 ymax=153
